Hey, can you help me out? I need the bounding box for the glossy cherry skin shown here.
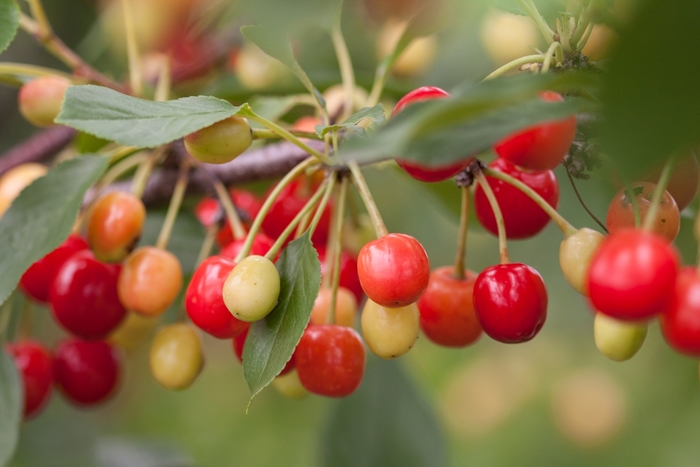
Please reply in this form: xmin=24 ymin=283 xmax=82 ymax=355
xmin=493 ymin=91 xmax=577 ymax=171
xmin=295 ymin=325 xmax=365 ymax=398
xmin=473 ymin=263 xmax=548 ymax=343
xmin=5 ymin=340 xmax=54 ymax=418
xmin=49 ymin=250 xmax=127 ymax=340
xmin=186 ymin=256 xmax=249 ymax=339
xmin=220 ymin=233 xmax=275 ymax=261
xmin=18 ymin=76 xmax=72 ymax=127
xmin=357 ymin=233 xmax=430 ymax=308
xmin=475 ymin=158 xmax=559 ymax=239
xmin=588 ymin=229 xmax=679 ymax=321
xmin=54 ymin=339 xmax=120 ymax=406
xmin=20 ymin=234 xmax=88 ymax=303
xmin=418 ymin=267 xmax=482 ymax=347
xmin=317 ymin=246 xmax=364 ymax=303
xmin=661 ymin=267 xmax=700 ymax=356
xmin=87 ymin=192 xmax=146 ymax=263
xmin=232 ymin=326 xmax=294 ymax=375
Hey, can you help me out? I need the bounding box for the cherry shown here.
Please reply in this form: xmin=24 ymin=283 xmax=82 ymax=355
xmin=559 ymin=228 xmax=606 ymax=295
xmin=594 ymin=312 xmax=647 ymax=362
xmin=357 ymin=233 xmax=430 ymax=308
xmin=232 ymin=326 xmax=294 ymax=375
xmin=295 ymin=324 xmax=365 ymax=397
xmin=473 ymin=263 xmax=547 ymax=344
xmin=87 ymin=192 xmax=146 ymax=263
xmin=20 ymin=234 xmax=88 ymax=303
xmin=317 ymin=246 xmax=364 ymax=303
xmin=474 ymin=158 xmax=559 ymax=239
xmin=54 ymin=339 xmax=120 ymax=406
xmin=606 ymin=182 xmax=680 ymax=243
xmin=185 ymin=256 xmax=249 ymax=339
xmin=493 ymin=91 xmax=577 ymax=171
xmin=588 ymin=229 xmax=679 ymax=321
xmin=49 ymin=250 xmax=126 ymax=340
xmin=234 ymin=42 xmax=289 ymax=90
xmin=18 ymin=76 xmax=72 ymax=127
xmin=480 ymin=10 xmax=539 ymax=65
xmin=118 ymin=247 xmax=183 ymax=318
xmin=0 ymin=163 xmax=47 ymax=217
xmin=108 ymin=311 xmax=158 ymax=352
xmin=196 ymin=189 xmax=262 ymax=247
xmin=417 ymin=267 xmax=482 ymax=347
xmin=5 ymin=340 xmax=54 ymax=418
xmin=661 ymin=267 xmax=700 ymax=356
xmin=230 ymin=188 xmax=263 ymax=224
xmin=149 ymin=324 xmax=204 ymax=390
xmin=271 ymin=370 xmax=309 ymax=399
xmin=361 ymin=299 xmax=420 ymax=359
xmin=310 ymin=287 xmax=358 ymax=327
xmin=223 ymin=255 xmax=280 ymax=322
xmin=220 ymin=233 xmax=275 ymax=260
xmin=392 ymin=87 xmax=471 ymax=182
xmin=184 ymin=116 xmax=253 ymax=164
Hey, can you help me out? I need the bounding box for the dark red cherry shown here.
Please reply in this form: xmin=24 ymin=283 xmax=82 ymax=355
xmin=185 ymin=256 xmax=249 ymax=339
xmin=54 ymin=339 xmax=120 ymax=406
xmin=194 ymin=189 xmax=263 ymax=248
xmin=232 ymin=327 xmax=294 ymax=375
xmin=661 ymin=267 xmax=700 ymax=356
xmin=220 ymin=233 xmax=275 ymax=260
xmin=230 ymin=188 xmax=263 ymax=224
xmin=5 ymin=340 xmax=54 ymax=418
xmin=20 ymin=234 xmax=88 ymax=303
xmin=317 ymin=246 xmax=364 ymax=303
xmin=473 ymin=263 xmax=548 ymax=343
xmin=474 ymin=158 xmax=559 ymax=239
xmin=49 ymin=250 xmax=127 ymax=340
xmin=588 ymin=229 xmax=679 ymax=321
xmin=295 ymin=324 xmax=365 ymax=397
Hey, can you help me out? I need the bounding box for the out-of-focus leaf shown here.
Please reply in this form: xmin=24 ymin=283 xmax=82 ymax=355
xmin=249 ymin=94 xmax=316 ymax=122
xmin=95 ymin=437 xmax=195 ymax=467
xmin=0 ymin=0 xmax=19 ymax=54
xmin=492 ymin=0 xmax=526 ymax=15
xmin=239 ymin=0 xmax=340 ymax=35
xmin=315 ymin=104 xmax=386 ymax=138
xmin=0 ymin=349 xmax=22 ymax=466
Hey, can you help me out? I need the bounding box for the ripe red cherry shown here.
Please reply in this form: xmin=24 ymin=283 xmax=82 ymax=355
xmin=54 ymin=339 xmax=120 ymax=406
xmin=49 ymin=250 xmax=126 ymax=340
xmin=5 ymin=340 xmax=54 ymax=418
xmin=230 ymin=188 xmax=263 ymax=224
xmin=185 ymin=256 xmax=249 ymax=339
xmin=220 ymin=233 xmax=275 ymax=260
xmin=661 ymin=267 xmax=700 ymax=356
xmin=493 ymin=91 xmax=577 ymax=171
xmin=20 ymin=234 xmax=88 ymax=303
xmin=588 ymin=229 xmax=679 ymax=321
xmin=232 ymin=327 xmax=294 ymax=375
xmin=357 ymin=233 xmax=430 ymax=308
xmin=417 ymin=267 xmax=482 ymax=347
xmin=474 ymin=158 xmax=559 ymax=239
xmin=392 ymin=86 xmax=471 ymax=182
xmin=295 ymin=325 xmax=365 ymax=397
xmin=317 ymin=246 xmax=364 ymax=303
xmin=473 ymin=263 xmax=547 ymax=343
xmin=194 ymin=190 xmax=263 ymax=247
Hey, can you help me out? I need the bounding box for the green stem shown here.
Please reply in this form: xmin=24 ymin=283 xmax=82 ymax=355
xmin=211 ymin=178 xmax=247 ymax=241
xmin=642 ymin=156 xmax=676 ymax=233
xmin=0 ymin=62 xmax=76 ymax=81
xmin=195 ymin=225 xmax=217 ymax=268
xmin=481 ymin=55 xmax=545 ymax=81
xmin=576 ymin=22 xmax=595 ymax=51
xmin=516 ymin=0 xmax=555 ymax=44
xmin=348 ymin=161 xmax=389 ymax=237
xmin=154 ymin=55 xmax=171 ymax=102
xmin=565 ymin=169 xmax=608 ymax=233
xmin=483 ymin=166 xmax=578 ymax=238
xmin=108 ymin=145 xmax=140 ymax=164
xmin=474 ymin=171 xmax=510 ymax=264
xmin=541 ymin=41 xmax=563 ymax=73
xmin=331 ymin=13 xmax=357 ymax=122
xmin=130 ymin=149 xmax=162 ymax=198
xmin=308 ymin=172 xmax=338 ymax=237
xmin=234 ymin=157 xmax=316 ymax=263
xmin=366 ymin=20 xmax=410 ymax=107
xmin=27 ymin=0 xmax=53 ymax=37
xmin=326 ymin=176 xmax=349 ymax=326
xmin=252 ymin=129 xmax=321 ymax=141
xmin=453 ymin=186 xmax=470 ymax=280
xmin=155 ymin=160 xmax=190 ymax=250
xmin=120 ymin=0 xmax=142 ymax=96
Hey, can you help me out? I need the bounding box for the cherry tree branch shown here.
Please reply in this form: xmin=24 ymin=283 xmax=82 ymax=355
xmin=0 ymin=126 xmax=75 ymax=175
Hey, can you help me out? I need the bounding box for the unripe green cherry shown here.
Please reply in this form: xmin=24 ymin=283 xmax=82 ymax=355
xmin=271 ymin=369 xmax=309 ymax=400
xmin=361 ymin=299 xmax=419 ymax=360
xmin=18 ymin=76 xmax=72 ymax=127
xmin=184 ymin=116 xmax=252 ymax=164
xmin=223 ymin=255 xmax=280 ymax=322
xmin=594 ymin=312 xmax=647 ymax=362
xmin=559 ymin=228 xmax=605 ymax=295
xmin=149 ymin=323 xmax=204 ymax=390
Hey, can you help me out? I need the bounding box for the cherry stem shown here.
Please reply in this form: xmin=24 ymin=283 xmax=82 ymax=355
xmin=156 ymin=159 xmax=190 ymax=250
xmin=120 ymin=0 xmax=142 ymax=96
xmin=366 ymin=19 xmax=410 ymax=107
xmin=482 ymin=55 xmax=545 ymax=81
xmin=331 ymin=11 xmax=356 ymax=123
xmin=541 ymin=41 xmax=563 ymax=73
xmin=474 ymin=171 xmax=510 ymax=264
xmin=131 ymin=148 xmax=164 ymax=198
xmin=264 ymin=179 xmax=328 ymax=261
xmin=482 ymin=166 xmax=578 ymax=238
xmin=251 ymin=129 xmax=321 ymax=141
xmin=234 ymin=157 xmax=316 ymax=263
xmin=326 ymin=176 xmax=349 ymax=326
xmin=642 ymin=155 xmax=676 ymax=233
xmin=565 ymin=169 xmax=608 ymax=233
xmin=348 ymin=161 xmax=389 ymax=238
xmin=154 ymin=55 xmax=171 ymax=102
xmin=515 ymin=0 xmax=555 ymax=44
xmin=0 ymin=62 xmax=77 ymax=82
xmin=211 ymin=178 xmax=247 ymax=241
xmin=195 ymin=225 xmax=217 ymax=268
xmin=308 ymin=172 xmax=338 ymax=238
xmin=453 ymin=186 xmax=470 ymax=280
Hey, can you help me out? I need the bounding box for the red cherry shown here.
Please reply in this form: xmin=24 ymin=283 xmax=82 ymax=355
xmin=473 ymin=263 xmax=547 ymax=343
xmin=317 ymin=246 xmax=364 ymax=303
xmin=588 ymin=229 xmax=679 ymax=321
xmin=186 ymin=256 xmax=249 ymax=339
xmin=295 ymin=324 xmax=365 ymax=397
xmin=232 ymin=327 xmax=294 ymax=375
xmin=392 ymin=86 xmax=471 ymax=182
xmin=493 ymin=91 xmax=577 ymax=171
xmin=5 ymin=340 xmax=53 ymax=418
xmin=49 ymin=250 xmax=127 ymax=340
xmin=474 ymin=158 xmax=559 ymax=239
xmin=194 ymin=190 xmax=263 ymax=247
xmin=417 ymin=267 xmax=482 ymax=347
xmin=20 ymin=234 xmax=88 ymax=303
xmin=54 ymin=339 xmax=120 ymax=406
xmin=220 ymin=233 xmax=275 ymax=260
xmin=661 ymin=267 xmax=700 ymax=356
xmin=230 ymin=188 xmax=262 ymax=223
xmin=357 ymin=233 xmax=430 ymax=308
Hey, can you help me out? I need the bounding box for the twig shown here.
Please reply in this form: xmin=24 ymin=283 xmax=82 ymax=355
xmin=565 ymin=169 xmax=608 ymax=233
xmin=0 ymin=126 xmax=76 ymax=176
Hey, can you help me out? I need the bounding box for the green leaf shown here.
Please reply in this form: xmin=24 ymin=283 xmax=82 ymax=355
xmin=598 ymin=0 xmax=700 ymax=179
xmin=315 ymin=105 xmax=386 ymax=138
xmin=248 ymin=94 xmax=316 ymax=122
xmin=320 ymin=358 xmax=446 ymax=467
xmin=492 ymin=0 xmax=526 ymax=15
xmin=242 ymin=233 xmax=321 ymax=401
xmin=0 ymin=0 xmax=19 ymax=54
xmin=56 ymin=85 xmax=244 ymax=148
xmin=0 ymin=349 xmax=22 ymax=466
xmin=0 ymin=155 xmax=109 ymax=307
xmin=239 ymin=0 xmax=340 ymax=35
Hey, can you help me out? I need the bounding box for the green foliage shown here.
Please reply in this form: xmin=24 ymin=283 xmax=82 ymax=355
xmin=492 ymin=0 xmax=527 ymax=15
xmin=315 ymin=104 xmax=386 ymax=137
xmin=0 ymin=156 xmax=109 ymax=308
xmin=0 ymin=0 xmax=19 ymax=55
xmin=0 ymin=349 xmax=22 ymax=467
xmin=248 ymin=94 xmax=316 ymax=122
xmin=243 ymin=233 xmax=321 ymax=401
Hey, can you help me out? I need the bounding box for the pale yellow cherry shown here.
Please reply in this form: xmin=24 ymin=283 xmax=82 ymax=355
xmin=271 ymin=370 xmax=309 ymax=400
xmin=223 ymin=255 xmax=280 ymax=322
xmin=594 ymin=313 xmax=647 ymax=362
xmin=108 ymin=311 xmax=159 ymax=352
xmin=480 ymin=10 xmax=539 ymax=65
xmin=149 ymin=324 xmax=204 ymax=390
xmin=361 ymin=299 xmax=419 ymax=359
xmin=0 ymin=163 xmax=47 ymax=216
xmin=559 ymin=228 xmax=605 ymax=295
xmin=310 ymin=287 xmax=357 ymax=327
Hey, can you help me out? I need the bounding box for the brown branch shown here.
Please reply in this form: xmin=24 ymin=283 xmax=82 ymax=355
xmin=0 ymin=126 xmax=76 ymax=176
